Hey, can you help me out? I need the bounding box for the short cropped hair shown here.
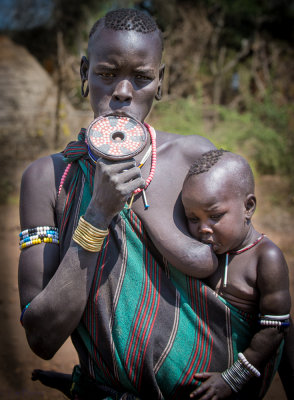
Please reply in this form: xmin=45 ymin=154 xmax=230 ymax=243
xmin=187 ymin=149 xmax=227 ymax=178
xmin=186 ymin=149 xmax=255 ymax=195
xmin=89 ymin=8 xmax=163 ymax=49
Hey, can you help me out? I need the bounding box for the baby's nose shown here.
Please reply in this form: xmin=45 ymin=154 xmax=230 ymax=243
xmin=199 ymin=223 xmax=213 ymax=234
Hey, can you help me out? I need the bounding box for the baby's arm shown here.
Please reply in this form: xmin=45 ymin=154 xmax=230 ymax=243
xmin=190 ymin=240 xmax=291 ymax=399
xmin=242 ymin=241 xmax=290 ymax=367
xmin=278 ymin=317 xmax=294 ymax=399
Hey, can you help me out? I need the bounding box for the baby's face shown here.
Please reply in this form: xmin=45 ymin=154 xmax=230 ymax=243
xmin=182 ymin=174 xmax=249 ymax=254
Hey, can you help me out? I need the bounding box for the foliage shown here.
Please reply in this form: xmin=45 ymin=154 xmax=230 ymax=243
xmin=150 ymin=97 xmax=289 ymax=177
xmin=247 ymin=94 xmax=294 ymax=183
xmin=149 ymin=98 xmax=204 ymax=135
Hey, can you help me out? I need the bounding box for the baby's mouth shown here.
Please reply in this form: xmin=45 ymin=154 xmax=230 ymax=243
xmin=201 ymin=239 xmax=213 ymax=246
xmin=201 ymin=239 xmax=221 ymax=253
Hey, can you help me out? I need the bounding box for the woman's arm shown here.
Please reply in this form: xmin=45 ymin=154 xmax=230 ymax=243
xmin=19 ymin=154 xmax=144 ymax=359
xmin=137 ymin=134 xmax=218 ymax=278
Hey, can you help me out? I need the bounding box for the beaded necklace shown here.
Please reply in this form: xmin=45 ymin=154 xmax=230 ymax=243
xmin=223 ymin=233 xmax=265 ymax=287
xmin=128 ymin=123 xmax=156 ymax=209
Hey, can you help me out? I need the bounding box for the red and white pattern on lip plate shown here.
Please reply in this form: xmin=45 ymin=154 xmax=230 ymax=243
xmin=88 ymin=116 xmax=147 ymax=158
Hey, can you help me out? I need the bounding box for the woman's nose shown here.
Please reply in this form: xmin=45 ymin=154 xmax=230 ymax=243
xmin=112 ymin=79 xmax=133 ymax=102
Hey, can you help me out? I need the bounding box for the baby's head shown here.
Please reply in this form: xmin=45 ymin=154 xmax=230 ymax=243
xmin=181 ymin=149 xmax=256 ymax=254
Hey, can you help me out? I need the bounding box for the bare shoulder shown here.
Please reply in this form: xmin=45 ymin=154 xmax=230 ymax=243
xmin=256 ymin=236 xmax=290 ymax=315
xmin=257 ymin=236 xmax=287 ymax=268
xmin=256 ymin=236 xmax=289 ymax=286
xmin=157 ymin=130 xmax=216 ymax=162
xmin=21 ymin=153 xmax=65 ymax=187
xmin=20 ymin=153 xmax=66 ymax=228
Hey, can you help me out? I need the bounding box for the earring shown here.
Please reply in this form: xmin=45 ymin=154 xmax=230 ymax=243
xmin=155 ymin=87 xmax=162 ymax=101
xmin=81 ymin=79 xmax=89 ymax=98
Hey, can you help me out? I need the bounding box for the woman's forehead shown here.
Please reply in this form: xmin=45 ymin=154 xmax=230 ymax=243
xmin=88 ymin=28 xmax=162 ymax=63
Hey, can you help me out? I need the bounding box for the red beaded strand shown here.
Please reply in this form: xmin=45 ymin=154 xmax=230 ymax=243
xmin=58 ymin=163 xmax=72 ymax=196
xmin=133 ymin=123 xmax=156 ymax=195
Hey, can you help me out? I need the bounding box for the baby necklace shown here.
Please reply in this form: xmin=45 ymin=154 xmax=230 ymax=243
xmin=223 ymin=234 xmax=265 ymax=287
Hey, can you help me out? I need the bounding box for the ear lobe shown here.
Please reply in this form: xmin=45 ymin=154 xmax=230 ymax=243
xmin=80 ymin=56 xmax=89 ymax=98
xmin=80 ymin=56 xmax=89 ymax=81
xmin=155 ymin=64 xmax=165 ymax=101
xmin=159 ymin=64 xmax=165 ymax=82
xmin=245 ymin=194 xmax=256 ymax=220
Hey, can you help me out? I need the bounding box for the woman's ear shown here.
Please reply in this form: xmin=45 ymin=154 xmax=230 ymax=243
xmin=155 ymin=64 xmax=165 ymax=101
xmin=80 ymin=56 xmax=89 ymax=80
xmin=80 ymin=56 xmax=89 ymax=97
xmin=244 ymin=194 xmax=256 ymax=221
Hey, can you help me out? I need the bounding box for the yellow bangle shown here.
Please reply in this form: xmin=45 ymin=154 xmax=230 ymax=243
xmin=72 ymin=216 xmax=109 ymax=252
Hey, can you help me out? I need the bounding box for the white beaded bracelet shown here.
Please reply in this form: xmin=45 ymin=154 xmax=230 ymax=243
xmin=238 ymin=353 xmax=261 ymax=378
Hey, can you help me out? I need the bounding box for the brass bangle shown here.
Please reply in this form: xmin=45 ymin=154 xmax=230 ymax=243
xmin=72 ymin=216 xmax=109 ymax=252
xmin=79 ymin=216 xmax=109 ymax=235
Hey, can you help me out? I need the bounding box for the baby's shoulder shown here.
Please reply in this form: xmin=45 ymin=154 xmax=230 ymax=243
xmin=256 ymin=235 xmax=288 ymax=275
xmin=257 ymin=236 xmax=284 ymax=261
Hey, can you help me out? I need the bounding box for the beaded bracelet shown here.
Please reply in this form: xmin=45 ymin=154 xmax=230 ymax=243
xmin=19 ymin=226 xmax=59 ymax=250
xmin=221 ymin=359 xmax=253 ymax=392
xmin=19 ymin=226 xmax=58 ymax=238
xmin=258 ymin=313 xmax=290 ymax=330
xmin=221 ymin=353 xmax=261 ymax=393
xmin=72 ymin=216 xmax=109 ymax=252
xmin=238 ymin=353 xmax=261 ymax=378
xmin=259 ymin=319 xmax=290 ymax=327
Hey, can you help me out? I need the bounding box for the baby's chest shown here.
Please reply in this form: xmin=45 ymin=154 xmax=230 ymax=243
xmin=206 ymin=256 xmax=259 ymax=303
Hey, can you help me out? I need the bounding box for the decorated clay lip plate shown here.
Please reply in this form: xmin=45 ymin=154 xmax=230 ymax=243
xmin=86 ymin=114 xmax=148 ymax=161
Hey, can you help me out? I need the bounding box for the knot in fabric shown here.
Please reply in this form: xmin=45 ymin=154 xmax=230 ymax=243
xmin=62 ymin=128 xmax=88 ymax=163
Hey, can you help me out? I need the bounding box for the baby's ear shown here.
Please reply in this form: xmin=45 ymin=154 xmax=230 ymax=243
xmin=244 ymin=194 xmax=256 ymax=220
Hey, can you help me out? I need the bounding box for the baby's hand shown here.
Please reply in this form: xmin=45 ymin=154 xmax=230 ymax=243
xmin=190 ymin=372 xmax=232 ymax=399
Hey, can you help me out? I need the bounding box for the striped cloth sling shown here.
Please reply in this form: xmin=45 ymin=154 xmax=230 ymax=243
xmin=57 ymin=130 xmax=283 ymax=400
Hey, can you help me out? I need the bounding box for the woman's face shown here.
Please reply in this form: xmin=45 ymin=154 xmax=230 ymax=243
xmin=84 ymin=27 xmax=164 ymax=122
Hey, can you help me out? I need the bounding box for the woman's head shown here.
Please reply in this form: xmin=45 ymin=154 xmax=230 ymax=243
xmin=81 ymin=9 xmax=164 ymax=122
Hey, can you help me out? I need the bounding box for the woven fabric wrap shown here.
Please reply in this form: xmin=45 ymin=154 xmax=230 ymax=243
xmin=57 ymin=132 xmax=283 ymax=400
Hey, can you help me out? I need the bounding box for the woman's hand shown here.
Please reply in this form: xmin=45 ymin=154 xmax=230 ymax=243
xmin=85 ymin=158 xmax=145 ymax=229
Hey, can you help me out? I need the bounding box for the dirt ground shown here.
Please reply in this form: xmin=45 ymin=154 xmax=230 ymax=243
xmin=0 ymin=175 xmax=292 ymax=399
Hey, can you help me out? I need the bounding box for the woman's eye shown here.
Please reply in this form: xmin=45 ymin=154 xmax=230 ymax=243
xmin=99 ymin=72 xmax=115 ymax=78
xmin=136 ymin=75 xmax=151 ymax=81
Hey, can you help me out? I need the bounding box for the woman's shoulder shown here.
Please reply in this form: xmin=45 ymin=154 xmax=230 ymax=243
xmin=20 ymin=153 xmax=68 ymax=210
xmin=157 ymin=130 xmax=216 ymax=163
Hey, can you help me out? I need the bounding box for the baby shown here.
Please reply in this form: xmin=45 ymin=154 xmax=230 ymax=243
xmin=180 ymin=149 xmax=291 ymax=399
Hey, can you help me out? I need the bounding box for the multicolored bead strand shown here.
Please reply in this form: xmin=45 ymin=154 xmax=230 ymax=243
xmin=19 ymin=226 xmax=59 ymax=250
xmin=223 ymin=234 xmax=265 ymax=287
